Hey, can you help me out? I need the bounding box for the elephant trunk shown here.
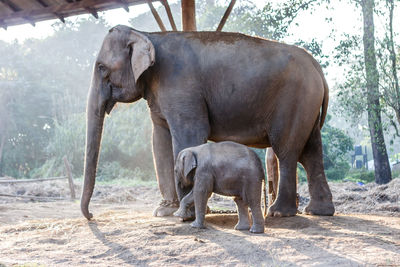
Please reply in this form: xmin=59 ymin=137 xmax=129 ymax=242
xmin=81 ymin=83 xmax=107 ymax=220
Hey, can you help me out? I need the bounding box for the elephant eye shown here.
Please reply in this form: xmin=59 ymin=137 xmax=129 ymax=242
xmin=128 ymin=45 xmax=133 ymax=58
xmin=98 ymin=64 xmax=109 ymax=78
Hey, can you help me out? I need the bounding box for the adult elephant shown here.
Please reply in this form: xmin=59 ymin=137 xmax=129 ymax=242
xmin=81 ymin=25 xmax=334 ymax=220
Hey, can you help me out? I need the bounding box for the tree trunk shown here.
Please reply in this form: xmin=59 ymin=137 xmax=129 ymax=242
xmin=361 ymin=0 xmax=392 ymax=184
xmin=0 ymin=135 xmax=5 ymax=175
xmin=387 ymin=0 xmax=400 ymax=121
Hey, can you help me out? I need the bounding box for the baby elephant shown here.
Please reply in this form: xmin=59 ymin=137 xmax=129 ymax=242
xmin=174 ymin=141 xmax=265 ymax=233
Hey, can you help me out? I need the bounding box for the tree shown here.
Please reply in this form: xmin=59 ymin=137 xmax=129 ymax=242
xmin=334 ymin=0 xmax=394 ymax=184
xmin=360 ymin=0 xmax=391 ymax=184
xmin=377 ymin=0 xmax=400 ymax=138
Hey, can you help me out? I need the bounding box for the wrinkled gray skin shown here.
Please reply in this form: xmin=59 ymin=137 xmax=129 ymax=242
xmin=173 ymin=142 xmax=265 ymax=233
xmin=81 ymin=24 xmax=334 ymax=220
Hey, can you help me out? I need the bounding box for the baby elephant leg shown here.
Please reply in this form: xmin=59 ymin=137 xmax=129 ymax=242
xmin=174 ymin=190 xmax=194 ymax=219
xmin=248 ymin=197 xmax=265 ymax=233
xmin=233 ymin=197 xmax=250 ymax=231
xmin=190 ymin=189 xmax=210 ymax=229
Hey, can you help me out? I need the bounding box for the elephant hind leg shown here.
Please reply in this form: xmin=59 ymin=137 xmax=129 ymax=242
xmin=266 ymin=155 xmax=298 ymax=217
xmin=299 ymin=124 xmax=335 ymax=216
xmin=233 ymin=197 xmax=250 ymax=231
xmin=266 ymin=148 xmax=279 ymax=207
xmin=247 ymin=191 xmax=265 ymax=233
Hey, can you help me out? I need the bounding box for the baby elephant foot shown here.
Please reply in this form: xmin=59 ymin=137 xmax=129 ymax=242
xmin=153 ymin=200 xmax=179 ymax=217
xmin=173 ymin=207 xmax=192 ymax=219
xmin=267 ymin=201 xmax=297 ymax=217
xmin=190 ymin=220 xmax=205 ymax=229
xmin=249 ymin=224 xmax=264 ymax=233
xmin=304 ymin=199 xmax=335 ymax=216
xmin=234 ymin=221 xmax=250 ymax=231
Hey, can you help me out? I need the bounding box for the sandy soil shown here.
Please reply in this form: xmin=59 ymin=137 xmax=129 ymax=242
xmin=0 ymin=181 xmax=399 ymax=266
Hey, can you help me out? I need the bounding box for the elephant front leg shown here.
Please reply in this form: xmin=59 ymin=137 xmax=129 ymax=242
xmin=174 ymin=190 xmax=194 ymax=220
xmin=152 ymin=123 xmax=179 ymax=217
xmin=190 ymin=188 xmax=209 ymax=229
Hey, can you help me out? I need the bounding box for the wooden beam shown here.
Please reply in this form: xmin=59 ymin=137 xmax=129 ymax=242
xmin=24 ymin=17 xmax=36 ymax=27
xmin=0 ymin=0 xmax=154 ymax=27
xmin=181 ymin=0 xmax=196 ymax=31
xmin=162 ymin=0 xmax=177 ymax=31
xmin=34 ymin=0 xmax=49 ymax=7
xmin=0 ymin=0 xmax=21 ymax=12
xmin=85 ymin=7 xmax=99 ymax=18
xmin=118 ymin=0 xmax=129 ymax=12
xmin=147 ymin=0 xmax=166 ymax=32
xmin=63 ymin=156 xmax=76 ymax=200
xmin=216 ymin=0 xmax=236 ymax=32
xmin=0 ymin=19 xmax=5 ymax=30
xmin=34 ymin=0 xmax=65 ymax=23
xmin=54 ymin=12 xmax=66 ymax=23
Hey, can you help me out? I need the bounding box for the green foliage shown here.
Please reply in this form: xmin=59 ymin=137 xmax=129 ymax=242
xmin=38 ymin=101 xmax=154 ymax=180
xmin=344 ymin=169 xmax=375 ymax=184
xmin=250 ymin=148 xmax=266 ymax=173
xmin=0 ymin=18 xmax=110 ymax=178
xmin=297 ymin=164 xmax=307 ymax=183
xmin=321 ymin=115 xmax=354 ymax=180
xmin=296 ymin=116 xmax=354 ymax=183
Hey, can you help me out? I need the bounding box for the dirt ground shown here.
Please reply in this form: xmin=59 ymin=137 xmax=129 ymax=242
xmin=0 ymin=180 xmax=399 ymax=266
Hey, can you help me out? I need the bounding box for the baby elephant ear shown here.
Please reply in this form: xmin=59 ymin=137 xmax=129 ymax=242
xmin=128 ymin=30 xmax=155 ymax=83
xmin=184 ymin=150 xmax=197 ymax=178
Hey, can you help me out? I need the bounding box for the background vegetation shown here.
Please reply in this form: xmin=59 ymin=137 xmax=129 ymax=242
xmin=0 ymin=0 xmax=399 ymax=185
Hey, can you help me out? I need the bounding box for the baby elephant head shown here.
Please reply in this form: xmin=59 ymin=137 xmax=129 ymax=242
xmin=175 ymin=149 xmax=197 ymax=193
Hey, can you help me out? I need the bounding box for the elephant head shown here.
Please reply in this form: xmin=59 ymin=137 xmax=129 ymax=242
xmin=81 ymin=25 xmax=155 ymax=220
xmin=174 ymin=150 xmax=198 ymax=199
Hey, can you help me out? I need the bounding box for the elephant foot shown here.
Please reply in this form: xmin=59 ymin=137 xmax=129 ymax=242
xmin=249 ymin=224 xmax=264 ymax=234
xmin=190 ymin=221 xmax=205 ymax=229
xmin=234 ymin=222 xmax=250 ymax=231
xmin=304 ymin=199 xmax=335 ymax=216
xmin=173 ymin=206 xmax=193 ymax=219
xmin=153 ymin=200 xmax=179 ymax=217
xmin=267 ymin=201 xmax=297 ymax=217
xmin=175 ymin=205 xmax=212 ymax=222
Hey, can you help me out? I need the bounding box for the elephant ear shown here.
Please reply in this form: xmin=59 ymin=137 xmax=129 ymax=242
xmin=183 ymin=150 xmax=197 ymax=180
xmin=128 ymin=30 xmax=155 ymax=83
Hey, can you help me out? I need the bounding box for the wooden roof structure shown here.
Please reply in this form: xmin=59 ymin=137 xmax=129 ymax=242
xmin=0 ymin=0 xmax=159 ymax=29
xmin=0 ymin=0 xmax=236 ymax=32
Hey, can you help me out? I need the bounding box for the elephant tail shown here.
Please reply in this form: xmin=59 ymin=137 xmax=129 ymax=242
xmin=263 ymin=177 xmax=267 ymax=217
xmin=319 ymin=74 xmax=329 ymax=129
xmin=309 ymin=56 xmax=329 ymax=129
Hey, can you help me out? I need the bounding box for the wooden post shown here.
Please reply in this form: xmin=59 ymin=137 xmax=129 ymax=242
xmin=147 ymin=0 xmax=167 ymax=32
xmin=162 ymin=0 xmax=177 ymax=31
xmin=63 ymin=156 xmax=76 ymax=200
xmin=181 ymin=0 xmax=196 ymax=31
xmin=216 ymin=0 xmax=236 ymax=32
